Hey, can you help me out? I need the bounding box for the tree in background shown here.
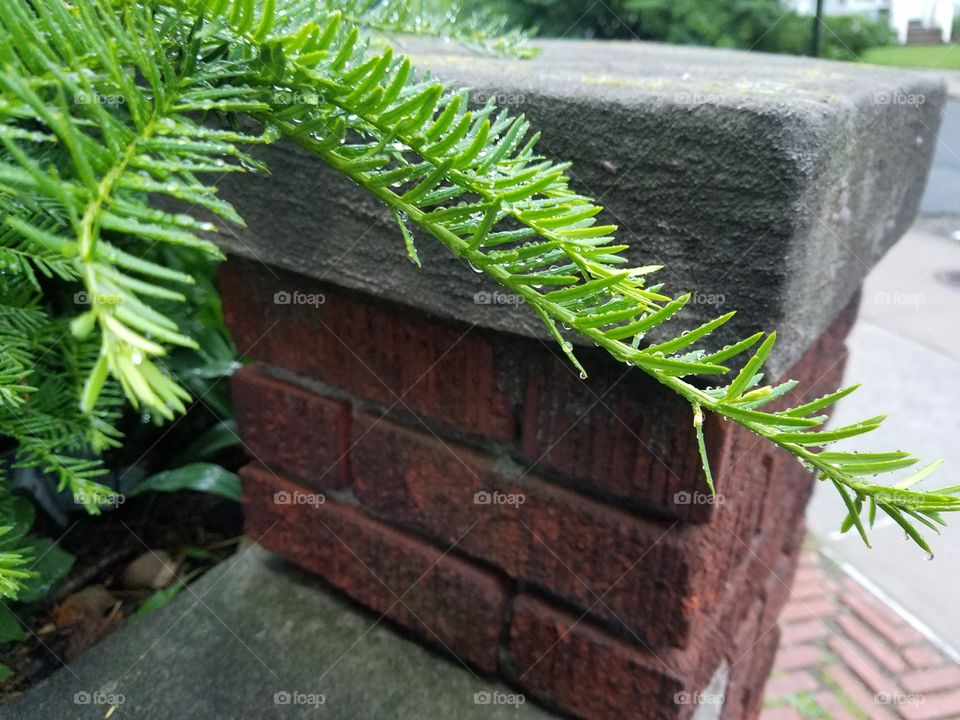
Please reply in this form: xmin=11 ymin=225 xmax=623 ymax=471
xmin=473 ymin=0 xmax=895 ymax=59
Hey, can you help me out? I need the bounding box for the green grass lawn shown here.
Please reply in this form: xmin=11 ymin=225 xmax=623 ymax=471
xmin=862 ymin=43 xmax=960 ymax=70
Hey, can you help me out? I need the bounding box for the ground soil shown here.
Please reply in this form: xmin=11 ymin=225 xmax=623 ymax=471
xmin=0 ymin=491 xmax=243 ymax=702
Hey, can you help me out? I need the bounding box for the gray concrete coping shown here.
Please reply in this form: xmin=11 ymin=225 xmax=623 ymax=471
xmin=214 ymin=39 xmax=945 ymax=378
xmin=1 ymin=543 xmax=556 ymax=719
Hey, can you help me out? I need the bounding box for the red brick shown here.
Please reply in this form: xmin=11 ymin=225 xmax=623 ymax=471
xmin=781 ymin=598 xmax=836 ymax=624
xmin=519 ymin=296 xmax=854 ymax=525
xmin=220 ymin=260 xmax=517 ymax=441
xmin=823 ymin=664 xmax=897 ymax=719
xmin=760 ymin=708 xmax=804 ymax=720
xmin=350 ymin=411 xmax=782 ymax=651
xmin=781 ymin=619 xmax=831 ymax=646
xmin=505 ymin=593 xmax=720 ymax=720
xmin=723 ymin=428 xmax=795 ymax=566
xmin=812 ymin=691 xmax=859 ymax=720
xmin=836 ymin=614 xmax=906 ymax=675
xmin=793 ymin=566 xmax=827 ymax=588
xmin=764 ymin=670 xmax=819 ymax=699
xmin=773 ymin=644 xmax=823 ymax=673
xmin=240 ymin=463 xmax=509 ymax=672
xmin=903 ymin=645 xmax=943 ymax=670
xmin=521 ymin=349 xmax=735 ymax=524
xmin=828 ymin=637 xmax=898 ymax=697
xmin=896 ymin=689 xmax=960 ymax=720
xmin=900 ymin=665 xmax=960 ymax=695
xmin=756 ymin=550 xmax=803 ymax=642
xmin=720 ymin=605 xmax=778 ymax=720
xmin=232 ymin=364 xmax=351 ymax=489
xmin=791 ymin=579 xmax=834 ymax=602
xmin=505 ymin=566 xmax=788 ymax=720
xmin=731 ymin=627 xmax=783 ymax=720
xmin=841 ymin=581 xmax=925 ymax=649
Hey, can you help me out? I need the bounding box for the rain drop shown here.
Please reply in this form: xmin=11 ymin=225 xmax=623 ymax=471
xmin=579 ymin=371 xmax=587 ymax=380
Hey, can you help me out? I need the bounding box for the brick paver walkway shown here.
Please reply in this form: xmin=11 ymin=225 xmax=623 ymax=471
xmin=762 ymin=548 xmax=960 ymax=720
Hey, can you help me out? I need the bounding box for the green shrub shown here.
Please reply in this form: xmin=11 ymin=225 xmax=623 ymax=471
xmin=0 ymin=0 xmax=952 ymax=612
xmin=478 ymin=0 xmax=895 ymax=58
xmin=761 ymin=12 xmax=897 ymax=60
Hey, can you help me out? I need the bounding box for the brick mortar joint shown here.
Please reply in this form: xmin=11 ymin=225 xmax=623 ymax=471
xmin=236 ymin=361 xmax=744 ymax=526
xmin=240 ymin=459 xmax=805 ymax=659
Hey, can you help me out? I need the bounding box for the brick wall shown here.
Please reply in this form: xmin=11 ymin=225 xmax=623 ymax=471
xmin=222 ymin=258 xmax=857 ymax=720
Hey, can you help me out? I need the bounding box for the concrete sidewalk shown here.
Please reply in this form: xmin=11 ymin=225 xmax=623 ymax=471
xmin=806 ymin=219 xmax=960 ymax=654
xmin=0 ymin=543 xmax=555 ymax=720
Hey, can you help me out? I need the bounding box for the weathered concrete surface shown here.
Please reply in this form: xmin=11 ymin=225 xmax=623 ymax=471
xmin=214 ymin=39 xmax=945 ymax=378
xmin=0 ymin=543 xmax=556 ymax=720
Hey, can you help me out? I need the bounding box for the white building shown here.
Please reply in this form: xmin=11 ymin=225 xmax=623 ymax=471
xmin=788 ymin=0 xmax=956 ymax=43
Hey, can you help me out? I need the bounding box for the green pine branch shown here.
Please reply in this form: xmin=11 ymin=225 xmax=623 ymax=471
xmin=0 ymin=0 xmax=953 ymax=563
xmin=187 ymin=0 xmax=956 ymax=554
xmin=321 ymin=0 xmax=538 ymax=58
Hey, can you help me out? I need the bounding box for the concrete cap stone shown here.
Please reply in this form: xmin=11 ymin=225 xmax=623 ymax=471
xmin=213 ymin=39 xmax=945 ymax=378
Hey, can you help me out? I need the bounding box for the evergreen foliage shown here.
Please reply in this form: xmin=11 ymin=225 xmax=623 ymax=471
xmin=0 ymin=0 xmax=953 ymax=600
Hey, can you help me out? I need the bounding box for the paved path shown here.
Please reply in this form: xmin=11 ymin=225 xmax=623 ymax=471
xmin=916 ymin=59 xmax=960 ymax=217
xmin=919 ymin=98 xmax=960 ymax=216
xmin=790 ymin=217 xmax=960 ymax=717
xmin=916 ymin=69 xmax=958 ymax=216
xmin=806 ymin=221 xmax=960 ymax=653
xmin=762 ymin=548 xmax=960 ymax=720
